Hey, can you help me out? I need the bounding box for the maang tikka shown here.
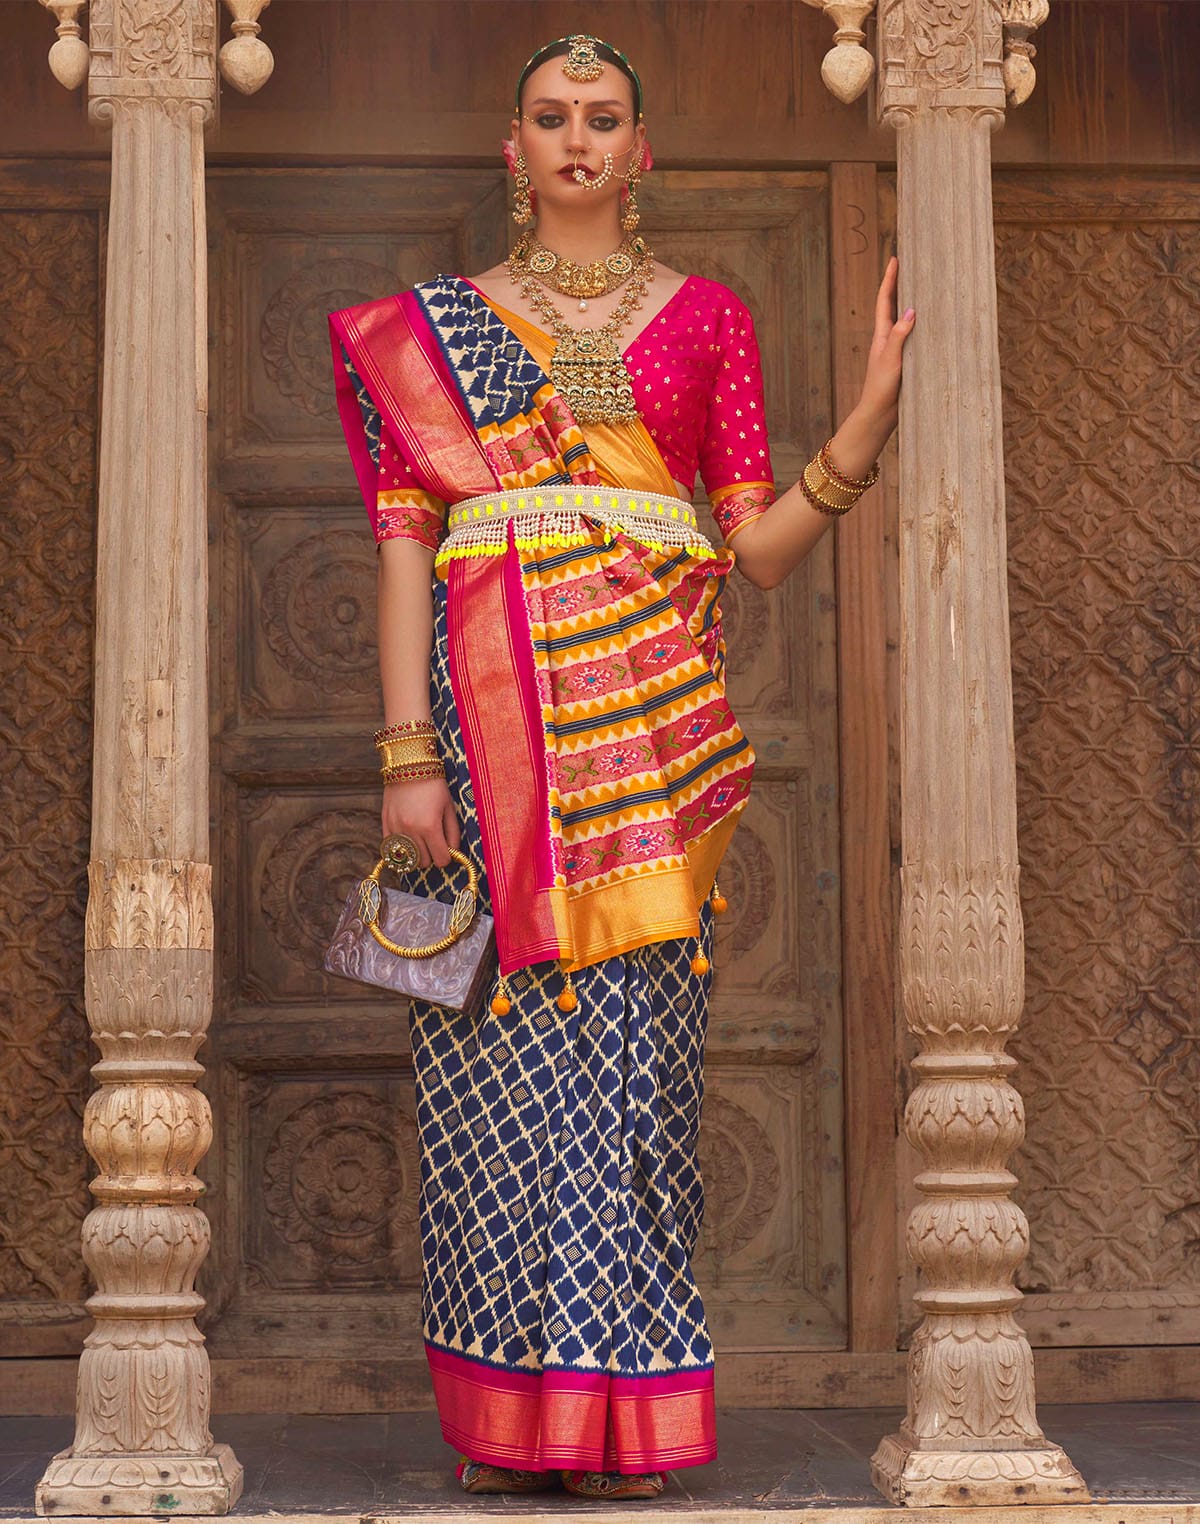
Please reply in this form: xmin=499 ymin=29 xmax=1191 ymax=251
xmin=562 ymin=34 xmax=606 ymax=83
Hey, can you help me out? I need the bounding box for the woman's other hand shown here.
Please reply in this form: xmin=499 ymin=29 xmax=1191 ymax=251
xmin=382 ymin=776 xmax=461 ymax=869
xmin=857 ymin=254 xmax=915 ymax=430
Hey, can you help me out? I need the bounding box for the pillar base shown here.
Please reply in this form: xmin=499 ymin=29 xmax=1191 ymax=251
xmin=35 ymin=1443 xmax=243 ymax=1516
xmin=870 ymin=1431 xmax=1089 ymax=1508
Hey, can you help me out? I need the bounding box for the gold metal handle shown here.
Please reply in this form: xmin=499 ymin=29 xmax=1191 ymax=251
xmin=356 ymin=835 xmax=481 ymax=959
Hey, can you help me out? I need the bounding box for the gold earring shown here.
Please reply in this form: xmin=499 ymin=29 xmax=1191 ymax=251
xmin=513 ymin=151 xmax=534 ymax=227
xmin=621 ymin=149 xmax=643 ymax=233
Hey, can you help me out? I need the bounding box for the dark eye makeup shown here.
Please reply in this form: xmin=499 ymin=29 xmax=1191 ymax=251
xmin=532 ymin=112 xmax=623 ymax=132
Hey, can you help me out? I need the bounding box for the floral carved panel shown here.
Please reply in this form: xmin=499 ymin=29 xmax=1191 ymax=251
xmin=997 ymin=183 xmax=1200 ymax=1347
xmin=0 ymin=211 xmax=100 ymax=1351
xmin=243 ymin=1077 xmax=422 ymax=1292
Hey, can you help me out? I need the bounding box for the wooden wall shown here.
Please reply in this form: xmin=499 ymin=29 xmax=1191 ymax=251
xmin=4 ymin=1 xmax=1200 ymax=168
xmin=1 ymin=0 xmax=1198 ymax=1412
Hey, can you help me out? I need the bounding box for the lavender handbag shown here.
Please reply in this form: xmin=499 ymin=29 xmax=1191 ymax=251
xmin=324 ymin=834 xmax=496 ymax=1016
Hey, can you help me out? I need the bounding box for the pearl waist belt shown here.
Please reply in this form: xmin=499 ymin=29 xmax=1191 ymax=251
xmin=435 ymin=486 xmax=719 ymax=568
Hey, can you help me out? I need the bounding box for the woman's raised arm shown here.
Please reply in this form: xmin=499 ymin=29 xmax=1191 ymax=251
xmin=730 ymin=256 xmax=914 ymax=591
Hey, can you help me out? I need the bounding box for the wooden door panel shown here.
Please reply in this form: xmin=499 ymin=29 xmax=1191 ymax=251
xmin=202 ymin=168 xmax=846 ymax=1369
xmin=995 ymin=173 xmax=1200 ymax=1350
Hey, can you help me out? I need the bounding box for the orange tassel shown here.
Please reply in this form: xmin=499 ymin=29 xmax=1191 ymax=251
xmin=690 ymin=954 xmax=709 ymax=975
xmin=490 ymin=973 xmax=512 ymax=1016
xmin=556 ymin=963 xmax=578 ymax=1012
xmin=710 ymin=878 xmax=728 ymax=915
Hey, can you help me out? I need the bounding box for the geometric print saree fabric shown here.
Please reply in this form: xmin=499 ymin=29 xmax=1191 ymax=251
xmin=403 ymin=579 xmax=718 ymax=1473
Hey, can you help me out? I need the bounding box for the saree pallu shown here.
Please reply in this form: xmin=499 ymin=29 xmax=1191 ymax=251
xmin=404 ymin=577 xmax=717 ymax=1473
xmin=330 ymin=277 xmax=755 ymax=978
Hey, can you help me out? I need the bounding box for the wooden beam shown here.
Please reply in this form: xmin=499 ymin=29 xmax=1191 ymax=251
xmin=830 ymin=162 xmax=900 ymax=1355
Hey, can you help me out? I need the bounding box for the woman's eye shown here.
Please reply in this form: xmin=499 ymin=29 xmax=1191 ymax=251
xmin=591 ymin=116 xmax=619 ymax=131
xmin=535 ymin=114 xmax=564 ymax=129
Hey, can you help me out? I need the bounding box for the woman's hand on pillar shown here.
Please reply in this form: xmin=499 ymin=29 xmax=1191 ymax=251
xmin=383 ymin=777 xmax=461 ymax=870
xmin=862 ymin=254 xmax=914 ymax=425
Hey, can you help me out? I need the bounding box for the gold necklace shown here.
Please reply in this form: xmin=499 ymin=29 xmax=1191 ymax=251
xmin=506 ymin=247 xmax=656 ymax=425
xmin=510 ymin=231 xmax=649 ymax=312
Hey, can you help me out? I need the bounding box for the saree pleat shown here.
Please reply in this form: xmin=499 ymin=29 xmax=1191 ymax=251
xmin=405 ymin=578 xmax=717 ymax=1474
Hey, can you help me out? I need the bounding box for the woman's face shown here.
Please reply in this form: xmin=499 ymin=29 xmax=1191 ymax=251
xmin=512 ymin=55 xmax=644 ymax=221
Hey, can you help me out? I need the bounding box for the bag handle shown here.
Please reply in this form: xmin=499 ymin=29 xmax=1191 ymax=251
xmin=356 ymin=834 xmax=482 ymax=959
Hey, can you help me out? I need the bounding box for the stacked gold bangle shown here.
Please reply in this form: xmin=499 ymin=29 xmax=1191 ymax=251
xmin=374 ymin=720 xmax=444 ymax=784
xmin=800 ymin=439 xmax=880 ymax=517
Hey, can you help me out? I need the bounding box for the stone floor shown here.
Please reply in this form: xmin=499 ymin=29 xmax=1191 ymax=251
xmin=3 ymin=1405 xmax=1200 ymax=1517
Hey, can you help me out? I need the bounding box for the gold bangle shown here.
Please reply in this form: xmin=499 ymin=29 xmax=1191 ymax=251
xmin=381 ymin=760 xmax=445 ymax=784
xmin=374 ymin=719 xmax=436 ymax=745
xmin=801 ymin=459 xmax=857 ymax=516
xmin=805 ymin=456 xmax=861 ymax=507
xmin=818 ymin=439 xmax=879 ymax=492
xmin=377 ymin=735 xmax=440 ymax=767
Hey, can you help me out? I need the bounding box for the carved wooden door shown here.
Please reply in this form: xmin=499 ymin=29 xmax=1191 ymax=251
xmin=200 ymin=166 xmax=846 ymax=1401
xmin=0 ymin=184 xmax=104 ymax=1360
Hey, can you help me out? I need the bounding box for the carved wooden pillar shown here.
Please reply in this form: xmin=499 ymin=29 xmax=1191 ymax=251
xmin=35 ymin=0 xmax=240 ymax=1512
xmin=866 ymin=0 xmax=1086 ymax=1507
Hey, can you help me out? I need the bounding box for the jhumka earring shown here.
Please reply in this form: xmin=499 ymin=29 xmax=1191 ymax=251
xmin=622 ymin=148 xmax=644 ymax=233
xmin=512 ymin=151 xmax=534 ymax=226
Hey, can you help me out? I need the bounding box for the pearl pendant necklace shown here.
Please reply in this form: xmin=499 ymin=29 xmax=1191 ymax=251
xmin=578 ymin=298 xmax=588 ymax=312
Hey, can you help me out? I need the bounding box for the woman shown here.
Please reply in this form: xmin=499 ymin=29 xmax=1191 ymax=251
xmin=329 ymin=34 xmax=911 ymax=1501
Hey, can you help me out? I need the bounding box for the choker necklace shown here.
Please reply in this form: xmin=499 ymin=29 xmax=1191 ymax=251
xmin=510 ymin=231 xmax=650 ymax=312
xmin=506 ymin=242 xmax=656 ymax=425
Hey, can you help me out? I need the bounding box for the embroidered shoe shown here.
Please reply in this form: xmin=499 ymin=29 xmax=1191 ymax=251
xmin=456 ymin=1459 xmax=561 ymax=1494
xmin=561 ymin=1470 xmax=667 ymax=1500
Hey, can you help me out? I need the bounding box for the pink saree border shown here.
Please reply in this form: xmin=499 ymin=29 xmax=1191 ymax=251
xmin=447 ymin=522 xmax=561 ymax=972
xmin=426 ymin=1344 xmax=717 ymax=1474
xmin=328 ymin=292 xmax=494 ymax=506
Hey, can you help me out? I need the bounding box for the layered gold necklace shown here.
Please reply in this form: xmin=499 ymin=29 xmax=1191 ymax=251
xmin=506 ymin=235 xmax=656 ymax=426
xmin=510 ymin=230 xmax=648 ymax=311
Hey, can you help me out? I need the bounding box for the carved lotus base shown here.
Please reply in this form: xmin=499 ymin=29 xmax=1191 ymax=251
xmin=35 ymin=1443 xmax=243 ymax=1516
xmin=870 ymin=1431 xmax=1089 ymax=1508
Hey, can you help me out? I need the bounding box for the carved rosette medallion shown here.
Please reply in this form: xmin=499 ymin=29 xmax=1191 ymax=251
xmin=713 ymin=822 xmax=775 ymax=964
xmin=261 ymin=259 xmax=401 ymax=415
xmin=260 ymin=530 xmax=379 ymax=692
xmin=260 ymin=808 xmax=381 ymax=963
xmin=697 ymin=1094 xmax=781 ymax=1258
xmin=262 ymin=1091 xmax=419 ymax=1275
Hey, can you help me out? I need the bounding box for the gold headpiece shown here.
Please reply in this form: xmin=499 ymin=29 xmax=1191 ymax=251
xmin=515 ymin=35 xmax=644 ymax=120
xmin=562 ymin=35 xmax=606 ymax=84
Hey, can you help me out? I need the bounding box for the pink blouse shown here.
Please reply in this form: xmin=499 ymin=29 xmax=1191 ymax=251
xmin=370 ymin=275 xmax=776 ymax=550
